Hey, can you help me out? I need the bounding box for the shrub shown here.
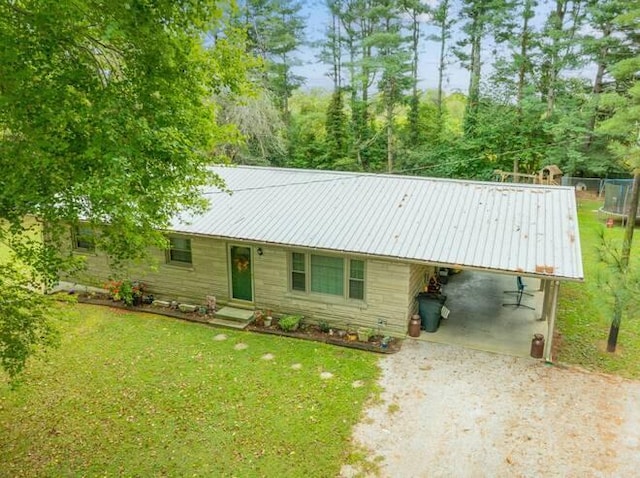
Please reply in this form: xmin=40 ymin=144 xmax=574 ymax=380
xmin=278 ymin=315 xmax=302 ymax=332
xmin=104 ymin=279 xmax=145 ymax=306
xmin=318 ymin=320 xmax=331 ymax=333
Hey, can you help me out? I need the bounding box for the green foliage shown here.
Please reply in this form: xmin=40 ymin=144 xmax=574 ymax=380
xmin=318 ymin=320 xmax=331 ymax=333
xmin=104 ymin=279 xmax=145 ymax=306
xmin=557 ymin=199 xmax=640 ymax=377
xmin=0 ymin=263 xmax=59 ymax=384
xmin=241 ymin=0 xmax=306 ymax=116
xmin=0 ymin=0 xmax=255 ymax=378
xmin=0 ymin=304 xmax=379 ymax=475
xmin=595 ymin=229 xmax=640 ymax=328
xmin=278 ymin=314 xmax=303 ymax=332
xmin=0 ymin=0 xmax=252 ymax=262
xmin=325 ymin=90 xmax=350 ymax=163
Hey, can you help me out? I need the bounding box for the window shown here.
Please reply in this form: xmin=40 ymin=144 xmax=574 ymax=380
xmin=291 ymin=252 xmax=306 ymax=291
xmin=290 ymin=253 xmax=365 ymax=300
xmin=73 ymin=225 xmax=95 ymax=251
xmin=311 ymin=255 xmax=344 ymax=296
xmin=167 ymin=236 xmax=192 ymax=265
xmin=349 ymin=259 xmax=365 ymax=300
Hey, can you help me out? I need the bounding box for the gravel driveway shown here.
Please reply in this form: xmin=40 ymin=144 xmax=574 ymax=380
xmin=341 ymin=340 xmax=640 ymax=478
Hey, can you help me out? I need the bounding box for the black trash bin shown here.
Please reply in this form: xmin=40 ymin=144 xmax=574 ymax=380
xmin=416 ymin=292 xmax=447 ymax=332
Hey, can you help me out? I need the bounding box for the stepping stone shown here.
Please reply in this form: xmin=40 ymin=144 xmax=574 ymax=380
xmin=291 ymin=363 xmax=302 ymax=370
xmin=320 ymin=372 xmax=334 ymax=380
xmin=213 ymin=334 xmax=228 ymax=341
xmin=261 ymin=353 xmax=275 ymax=361
xmin=234 ymin=343 xmax=248 ymax=350
xmin=352 ymin=380 xmax=365 ymax=388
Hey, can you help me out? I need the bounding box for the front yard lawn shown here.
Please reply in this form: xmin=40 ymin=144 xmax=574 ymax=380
xmin=556 ymin=198 xmax=640 ymax=378
xmin=0 ymin=304 xmax=379 ymax=477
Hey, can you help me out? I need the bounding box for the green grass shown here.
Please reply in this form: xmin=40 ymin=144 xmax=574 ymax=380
xmin=0 ymin=304 xmax=379 ymax=477
xmin=556 ymin=198 xmax=640 ymax=378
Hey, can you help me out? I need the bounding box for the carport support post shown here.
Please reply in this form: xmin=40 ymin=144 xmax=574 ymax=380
xmin=540 ymin=279 xmax=551 ymax=321
xmin=543 ymin=280 xmax=560 ymax=362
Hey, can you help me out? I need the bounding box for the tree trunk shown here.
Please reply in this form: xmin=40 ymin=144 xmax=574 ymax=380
xmin=583 ymin=33 xmax=609 ymax=151
xmin=545 ymin=0 xmax=567 ymax=119
xmin=607 ymin=322 xmax=620 ymax=353
xmin=621 ymin=170 xmax=640 ymax=269
xmin=436 ymin=1 xmax=449 ymax=131
xmin=409 ymin=12 xmax=420 ymax=144
xmin=607 ymin=293 xmax=622 ymax=353
xmin=464 ymin=11 xmax=482 ymax=135
xmin=514 ymin=0 xmax=533 ymax=179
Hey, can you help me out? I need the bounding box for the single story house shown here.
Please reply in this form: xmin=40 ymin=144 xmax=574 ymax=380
xmin=70 ymin=166 xmax=584 ymax=361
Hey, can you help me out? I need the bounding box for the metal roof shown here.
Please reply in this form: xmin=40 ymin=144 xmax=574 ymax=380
xmin=170 ymin=166 xmax=584 ymax=281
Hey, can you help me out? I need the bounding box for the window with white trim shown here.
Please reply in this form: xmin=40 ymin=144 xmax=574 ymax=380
xmin=349 ymin=259 xmax=365 ymax=300
xmin=167 ymin=236 xmax=192 ymax=265
xmin=291 ymin=252 xmax=306 ymax=291
xmin=290 ymin=253 xmax=365 ymax=300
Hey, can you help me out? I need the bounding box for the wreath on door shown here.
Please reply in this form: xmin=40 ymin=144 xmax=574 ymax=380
xmin=234 ymin=256 xmax=249 ymax=272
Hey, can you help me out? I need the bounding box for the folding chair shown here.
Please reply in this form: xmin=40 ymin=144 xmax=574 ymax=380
xmin=502 ymin=276 xmax=534 ymax=310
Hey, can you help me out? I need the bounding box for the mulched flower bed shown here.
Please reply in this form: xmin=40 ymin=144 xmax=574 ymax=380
xmin=248 ymin=323 xmax=401 ymax=354
xmin=60 ymin=292 xmax=402 ymax=354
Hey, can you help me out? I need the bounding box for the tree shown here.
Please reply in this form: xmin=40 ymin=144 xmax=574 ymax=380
xmin=596 ymin=1 xmax=640 ymax=352
xmin=371 ymin=1 xmax=413 ymax=172
xmin=215 ymin=89 xmax=287 ymax=165
xmin=581 ymin=0 xmax=631 ymax=152
xmin=402 ymin=0 xmax=430 ymax=148
xmin=455 ymin=0 xmax=512 ymax=135
xmin=241 ymin=0 xmax=306 ymax=119
xmin=430 ymin=0 xmax=455 ymax=137
xmin=539 ymin=0 xmax=587 ymax=119
xmin=0 ymin=0 xmax=254 ymax=380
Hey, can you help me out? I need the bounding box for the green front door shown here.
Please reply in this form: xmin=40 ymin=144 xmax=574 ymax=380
xmin=230 ymin=246 xmax=253 ymax=302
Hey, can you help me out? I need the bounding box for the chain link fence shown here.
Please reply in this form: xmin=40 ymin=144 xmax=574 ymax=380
xmin=561 ymin=177 xmax=605 ymax=195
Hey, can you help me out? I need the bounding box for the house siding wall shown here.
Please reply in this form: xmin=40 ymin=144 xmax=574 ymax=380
xmin=69 ymin=235 xmax=231 ymax=305
xmin=70 ymin=236 xmax=415 ymax=337
xmin=253 ymin=245 xmax=411 ymax=336
xmin=408 ymin=263 xmax=436 ymax=316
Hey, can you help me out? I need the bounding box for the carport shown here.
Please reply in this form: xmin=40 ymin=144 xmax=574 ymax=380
xmin=417 ymin=271 xmax=551 ymax=358
xmin=407 ymin=181 xmax=583 ymax=362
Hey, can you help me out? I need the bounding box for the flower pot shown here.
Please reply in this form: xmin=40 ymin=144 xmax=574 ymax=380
xmin=357 ymin=328 xmax=372 ymax=342
xmin=264 ymin=316 xmax=273 ymax=327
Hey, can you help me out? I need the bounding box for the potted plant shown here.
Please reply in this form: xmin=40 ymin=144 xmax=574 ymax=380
xmin=131 ymin=281 xmax=145 ymax=306
xmin=381 ymin=336 xmax=392 ymax=349
xmin=357 ymin=327 xmax=373 ymax=342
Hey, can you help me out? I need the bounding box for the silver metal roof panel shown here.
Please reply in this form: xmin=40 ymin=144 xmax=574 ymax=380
xmin=170 ymin=166 xmax=584 ymax=281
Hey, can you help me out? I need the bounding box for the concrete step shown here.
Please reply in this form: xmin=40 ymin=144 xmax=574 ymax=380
xmin=212 ymin=306 xmax=255 ymax=329
xmin=207 ymin=316 xmax=251 ymax=330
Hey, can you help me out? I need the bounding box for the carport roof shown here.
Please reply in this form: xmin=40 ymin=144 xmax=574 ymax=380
xmin=171 ymin=166 xmax=584 ymax=281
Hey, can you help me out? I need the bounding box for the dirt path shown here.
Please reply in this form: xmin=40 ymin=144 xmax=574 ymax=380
xmin=342 ymin=340 xmax=640 ymax=477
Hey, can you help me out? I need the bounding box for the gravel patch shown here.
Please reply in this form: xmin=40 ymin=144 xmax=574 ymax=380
xmin=342 ymin=340 xmax=640 ymax=477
